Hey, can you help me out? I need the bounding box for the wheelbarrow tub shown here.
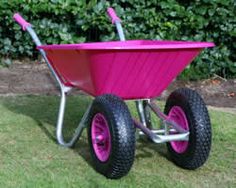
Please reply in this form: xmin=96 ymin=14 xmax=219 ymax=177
xmin=38 ymin=40 xmax=214 ymax=99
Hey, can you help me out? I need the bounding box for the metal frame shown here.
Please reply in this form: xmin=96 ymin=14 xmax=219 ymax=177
xmin=134 ymin=100 xmax=189 ymax=143
xmin=26 ymin=26 xmax=91 ymax=147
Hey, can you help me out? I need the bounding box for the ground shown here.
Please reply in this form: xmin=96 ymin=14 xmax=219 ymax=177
xmin=0 ymin=62 xmax=236 ymax=109
xmin=0 ymin=62 xmax=235 ymax=187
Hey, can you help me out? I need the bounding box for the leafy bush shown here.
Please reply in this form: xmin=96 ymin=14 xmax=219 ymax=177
xmin=0 ymin=0 xmax=236 ymax=79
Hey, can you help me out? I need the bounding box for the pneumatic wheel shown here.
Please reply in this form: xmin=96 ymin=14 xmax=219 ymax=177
xmin=87 ymin=94 xmax=135 ymax=179
xmin=164 ymin=88 xmax=211 ymax=169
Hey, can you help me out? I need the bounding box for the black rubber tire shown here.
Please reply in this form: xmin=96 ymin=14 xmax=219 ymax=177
xmin=87 ymin=94 xmax=135 ymax=179
xmin=164 ymin=88 xmax=212 ymax=169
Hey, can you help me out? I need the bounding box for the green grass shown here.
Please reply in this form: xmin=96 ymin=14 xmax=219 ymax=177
xmin=0 ymin=95 xmax=235 ymax=188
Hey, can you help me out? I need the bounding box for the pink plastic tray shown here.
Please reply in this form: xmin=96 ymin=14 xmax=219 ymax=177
xmin=38 ymin=40 xmax=214 ymax=99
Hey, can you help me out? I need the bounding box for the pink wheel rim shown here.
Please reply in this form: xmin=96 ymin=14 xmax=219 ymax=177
xmin=91 ymin=113 xmax=111 ymax=162
xmin=168 ymin=106 xmax=189 ymax=153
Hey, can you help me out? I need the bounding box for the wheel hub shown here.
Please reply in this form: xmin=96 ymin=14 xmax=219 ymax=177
xmin=91 ymin=113 xmax=111 ymax=162
xmin=168 ymin=106 xmax=189 ymax=153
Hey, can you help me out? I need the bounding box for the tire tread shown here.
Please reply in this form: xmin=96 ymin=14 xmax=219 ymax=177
xmin=165 ymin=88 xmax=212 ymax=169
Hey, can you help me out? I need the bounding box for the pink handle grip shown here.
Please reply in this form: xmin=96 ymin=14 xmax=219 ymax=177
xmin=107 ymin=8 xmax=121 ymax=24
xmin=13 ymin=13 xmax=31 ymax=31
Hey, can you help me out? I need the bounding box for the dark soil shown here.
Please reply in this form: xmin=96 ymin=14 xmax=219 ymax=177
xmin=0 ymin=63 xmax=236 ymax=108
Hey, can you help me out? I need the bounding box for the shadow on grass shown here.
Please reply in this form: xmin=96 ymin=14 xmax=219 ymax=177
xmin=135 ymin=137 xmax=172 ymax=162
xmin=2 ymin=95 xmax=94 ymax=167
xmin=36 ymin=119 xmax=57 ymax=143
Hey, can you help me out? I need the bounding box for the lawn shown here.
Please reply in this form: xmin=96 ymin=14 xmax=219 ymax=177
xmin=0 ymin=95 xmax=235 ymax=188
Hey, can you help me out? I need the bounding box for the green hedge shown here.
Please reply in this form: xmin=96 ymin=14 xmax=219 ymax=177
xmin=1 ymin=0 xmax=236 ymax=79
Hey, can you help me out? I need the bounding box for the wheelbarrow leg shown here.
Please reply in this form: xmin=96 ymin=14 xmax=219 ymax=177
xmin=136 ymin=100 xmax=152 ymax=129
xmin=56 ymin=86 xmax=92 ymax=147
xmin=21 ymin=25 xmax=91 ymax=148
xmin=136 ymin=100 xmax=147 ymax=127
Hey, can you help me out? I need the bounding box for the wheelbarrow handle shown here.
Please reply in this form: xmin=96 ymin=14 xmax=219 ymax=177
xmin=13 ymin=13 xmax=31 ymax=31
xmin=107 ymin=7 xmax=121 ymax=24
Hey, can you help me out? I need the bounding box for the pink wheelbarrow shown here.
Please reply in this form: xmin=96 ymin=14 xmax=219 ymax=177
xmin=13 ymin=8 xmax=214 ymax=179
